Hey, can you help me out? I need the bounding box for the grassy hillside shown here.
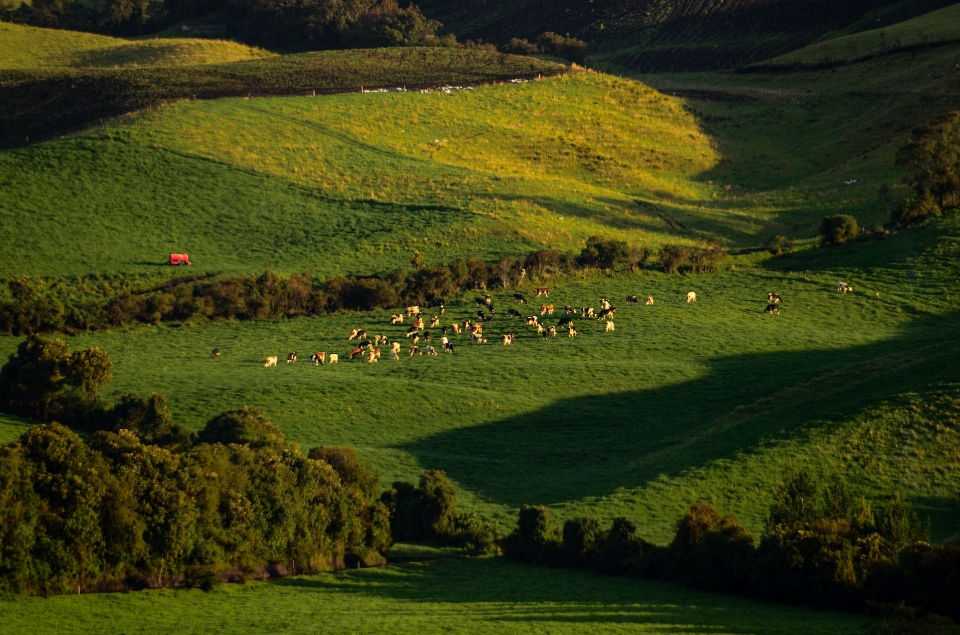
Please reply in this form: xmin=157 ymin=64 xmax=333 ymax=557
xmin=418 ymin=0 xmax=958 ymax=71
xmin=0 ymin=557 xmax=862 ymax=634
xmin=3 ymin=38 xmax=958 ymax=281
xmin=0 ymin=22 xmax=274 ymax=69
xmin=0 ymin=45 xmax=564 ymax=148
xmin=760 ymin=2 xmax=960 ymax=66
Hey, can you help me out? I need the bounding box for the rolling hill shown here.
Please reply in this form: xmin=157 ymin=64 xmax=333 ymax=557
xmin=419 ymin=0 xmax=960 ymax=71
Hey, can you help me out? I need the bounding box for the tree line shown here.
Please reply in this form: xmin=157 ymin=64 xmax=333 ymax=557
xmin=502 ymin=468 xmax=960 ymax=627
xmin=0 ymin=335 xmax=495 ymax=594
xmin=0 ymin=238 xmax=726 ymax=336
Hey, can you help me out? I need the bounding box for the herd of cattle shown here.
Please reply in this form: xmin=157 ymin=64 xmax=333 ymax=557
xmin=254 ymin=282 xmax=851 ymax=366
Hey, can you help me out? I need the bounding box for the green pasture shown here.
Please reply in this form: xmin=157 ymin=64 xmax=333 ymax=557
xmin=0 ymin=22 xmax=273 ymax=69
xmin=2 ymin=213 xmax=958 ymax=544
xmin=0 ymin=556 xmax=862 ymax=634
xmin=767 ymin=3 xmax=960 ymax=65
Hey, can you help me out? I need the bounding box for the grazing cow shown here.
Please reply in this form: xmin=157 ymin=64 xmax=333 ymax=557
xmin=405 ymin=327 xmax=419 ymax=338
xmin=451 ymin=323 xmax=462 ymax=334
xmin=413 ymin=335 xmax=420 ymax=345
xmin=439 ymin=302 xmax=445 ymax=315
xmin=463 ymin=320 xmax=472 ymax=331
xmin=212 ymin=348 xmax=221 ymax=357
xmin=768 ymin=293 xmax=783 ymax=304
xmin=409 ymin=346 xmax=420 ymax=356
xmin=567 ymin=326 xmax=579 ymax=337
xmin=557 ymin=317 xmax=574 ymax=328
xmin=475 ymin=297 xmax=488 ymax=307
xmin=392 ymin=341 xmax=401 ymax=353
xmin=310 ymin=352 xmax=326 ymax=365
xmin=349 ymin=328 xmax=361 ymax=340
xmin=536 ymin=323 xmax=545 ymax=334
xmin=264 ymin=356 xmax=278 ymax=367
xmin=598 ymin=307 xmax=616 ymax=320
xmin=526 ymin=316 xmax=539 ymax=326
xmin=441 ymin=336 xmax=449 ymax=347
xmin=444 ymin=342 xmax=455 ymax=353
xmin=390 ymin=349 xmax=399 ymax=360
xmin=508 ymin=308 xmax=522 ymax=318
xmin=514 ymin=293 xmax=527 ymax=304
xmin=548 ymin=326 xmax=557 ymax=337
xmin=424 ymin=332 xmax=431 ymax=342
xmin=329 ymin=354 xmax=338 ymax=364
xmin=472 ymin=322 xmax=484 ymax=333
xmin=349 ymin=347 xmax=365 ymax=360
xmin=626 ymin=295 xmax=639 ymax=304
xmin=540 ymin=304 xmax=554 ymax=315
xmin=286 ymin=352 xmax=297 ymax=363
xmin=424 ymin=345 xmax=437 ymax=356
xmin=837 ymin=281 xmax=853 ymax=293
xmin=582 ymin=307 xmax=596 ymax=318
xmin=502 ymin=333 xmax=513 ymax=345
xmin=764 ymin=304 xmax=780 ymax=314
xmin=605 ymin=321 xmax=615 ymax=331
xmin=686 ymin=292 xmax=697 ymax=303
xmin=565 ymin=305 xmax=576 ymax=314
xmin=390 ymin=314 xmax=404 ymax=324
xmin=485 ymin=295 xmax=493 ymax=306
xmin=600 ymin=298 xmax=611 ymax=310
xmin=413 ymin=317 xmax=425 ymax=330
xmin=374 ymin=348 xmax=381 ymax=359
xmin=405 ymin=305 xmax=420 ymax=316
xmin=367 ymin=350 xmax=378 ymax=363
xmin=357 ymin=340 xmax=372 ymax=350
xmin=430 ymin=316 xmax=441 ymax=327
xmin=536 ymin=287 xmax=550 ymax=297
xmin=477 ymin=309 xmax=486 ymax=320
xmin=471 ymin=332 xmax=487 ymax=343
xmin=645 ymin=296 xmax=654 ymax=305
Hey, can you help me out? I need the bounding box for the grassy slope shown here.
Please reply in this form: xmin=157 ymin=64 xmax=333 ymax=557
xmin=0 ymin=557 xmax=862 ymax=634
xmin=0 ymin=22 xmax=273 ymax=69
xmin=764 ymin=2 xmax=960 ymax=65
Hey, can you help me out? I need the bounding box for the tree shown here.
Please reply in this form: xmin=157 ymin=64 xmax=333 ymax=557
xmin=65 ymin=347 xmax=112 ymax=401
xmin=896 ymin=110 xmax=960 ymax=210
xmin=819 ymin=214 xmax=859 ymax=246
xmin=410 ymin=250 xmax=425 ymax=271
xmin=0 ymin=335 xmax=70 ymax=419
xmin=767 ymin=466 xmax=820 ymax=529
xmin=198 ymin=407 xmax=285 ymax=447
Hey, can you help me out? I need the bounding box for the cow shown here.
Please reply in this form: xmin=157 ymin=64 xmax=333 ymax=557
xmin=328 ymin=354 xmax=339 ymax=364
xmin=477 ymin=309 xmax=486 ymax=321
xmin=444 ymin=342 xmax=455 ymax=353
xmin=413 ymin=317 xmax=425 ymax=330
xmin=838 ymin=282 xmax=853 ymax=293
xmin=409 ymin=346 xmax=420 ymax=356
xmin=463 ymin=320 xmax=472 ymax=332
xmin=557 ymin=317 xmax=574 ymax=328
xmin=548 ymin=326 xmax=557 ymax=337
xmin=567 ymin=326 xmax=579 ymax=337
xmin=508 ymin=308 xmax=522 ymax=318
xmin=564 ymin=305 xmax=576 ymax=314
xmin=405 ymin=305 xmax=420 ymax=316
xmin=310 ymin=352 xmax=326 ymax=365
xmin=645 ymin=296 xmax=654 ymax=305
xmin=367 ymin=350 xmax=378 ymax=363
xmin=598 ymin=307 xmax=616 ymax=320
xmin=430 ymin=316 xmax=441 ymax=327
xmin=605 ymin=321 xmax=615 ymax=331
xmin=349 ymin=347 xmax=365 ymax=360
xmin=536 ymin=287 xmax=550 ymax=297
xmin=424 ymin=345 xmax=438 ymax=356
xmin=471 ymin=332 xmax=487 ymax=343
xmin=536 ymin=323 xmax=545 ymax=334
xmin=392 ymin=341 xmax=401 ymax=353
xmin=514 ymin=293 xmax=527 ymax=304
xmin=439 ymin=302 xmax=445 ymax=315
xmin=686 ymin=292 xmax=697 ymax=303
xmin=405 ymin=326 xmax=419 ymax=338
xmin=484 ymin=295 xmax=493 ymax=306
xmin=540 ymin=304 xmax=554 ymax=315
xmin=390 ymin=349 xmax=399 ymax=360
xmin=264 ymin=356 xmax=278 ymax=367
xmin=626 ymin=295 xmax=639 ymax=304
xmin=441 ymin=336 xmax=449 ymax=347
xmin=451 ymin=323 xmax=462 ymax=334
xmin=764 ymin=304 xmax=780 ymax=314
xmin=768 ymin=293 xmax=783 ymax=304
xmin=373 ymin=348 xmax=381 ymax=359
xmin=356 ymin=340 xmax=372 ymax=349
xmin=390 ymin=314 xmax=404 ymax=324
xmin=502 ymin=333 xmax=513 ymax=345
xmin=286 ymin=352 xmax=297 ymax=363
xmin=212 ymin=348 xmax=221 ymax=357
xmin=412 ymin=335 xmax=420 ymax=345
xmin=475 ymin=297 xmax=488 ymax=307
xmin=582 ymin=307 xmax=596 ymax=318
xmin=526 ymin=316 xmax=539 ymax=326
xmin=349 ymin=329 xmax=366 ymax=340
xmin=600 ymin=298 xmax=611 ymax=310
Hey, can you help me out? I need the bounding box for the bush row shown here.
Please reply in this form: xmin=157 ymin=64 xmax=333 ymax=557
xmin=503 ymin=467 xmax=960 ymax=623
xmin=0 ymin=238 xmax=727 ymax=336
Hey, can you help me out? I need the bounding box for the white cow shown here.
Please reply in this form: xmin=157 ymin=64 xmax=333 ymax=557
xmin=605 ymin=321 xmax=615 ymax=331
xmin=687 ymin=292 xmax=697 ymax=302
xmin=264 ymin=356 xmax=278 ymax=367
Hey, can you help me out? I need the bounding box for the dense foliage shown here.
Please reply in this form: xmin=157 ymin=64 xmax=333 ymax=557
xmin=0 ymin=240 xmax=726 ymax=335
xmin=503 ymin=467 xmax=960 ymax=622
xmin=819 ymin=214 xmax=860 ymax=246
xmin=0 ymin=337 xmax=392 ymax=594
xmin=895 ymin=110 xmax=960 ymax=226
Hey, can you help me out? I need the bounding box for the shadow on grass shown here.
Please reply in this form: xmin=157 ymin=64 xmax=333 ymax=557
xmin=273 ymin=557 xmax=855 ymax=630
xmin=398 ymin=311 xmax=960 ymax=508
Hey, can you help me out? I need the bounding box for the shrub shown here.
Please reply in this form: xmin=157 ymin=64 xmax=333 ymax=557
xmin=501 ymin=38 xmax=537 ymax=55
xmin=183 ymin=565 xmax=222 ymax=592
xmin=687 ymin=240 xmax=726 ymax=273
xmin=197 ymin=407 xmax=285 ymax=447
xmin=578 ymin=236 xmax=630 ymax=269
xmin=892 ymin=191 xmax=942 ymax=227
xmin=502 ymin=504 xmax=561 ymax=563
xmin=658 ymin=244 xmax=687 ymax=274
xmin=562 ymin=516 xmax=604 ymax=568
xmin=819 ymin=214 xmax=860 ymax=246
xmin=537 ymin=32 xmax=588 ymax=64
xmin=309 ymin=446 xmax=380 ymax=498
xmin=768 ymin=235 xmax=795 ymax=255
xmin=896 ymin=110 xmax=960 ymax=211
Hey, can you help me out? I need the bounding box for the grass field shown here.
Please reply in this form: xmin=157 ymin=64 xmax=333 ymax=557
xmin=764 ymin=2 xmax=960 ymax=66
xmin=0 ymin=22 xmax=274 ymax=69
xmin=0 ymin=556 xmax=863 ymax=634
